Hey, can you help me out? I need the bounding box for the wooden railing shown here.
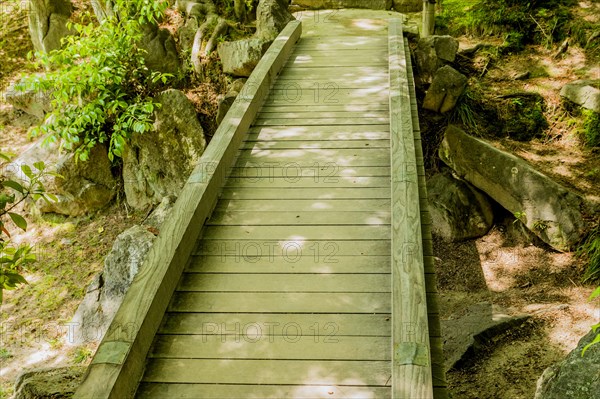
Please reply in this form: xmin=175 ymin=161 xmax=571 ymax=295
xmin=389 ymin=18 xmax=435 ymax=399
xmin=73 ymin=20 xmax=302 ymax=399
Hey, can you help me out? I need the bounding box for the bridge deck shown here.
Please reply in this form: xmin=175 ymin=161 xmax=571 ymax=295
xmin=138 ymin=15 xmax=393 ymax=399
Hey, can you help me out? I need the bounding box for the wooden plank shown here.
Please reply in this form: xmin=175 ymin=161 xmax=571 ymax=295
xmin=240 ymin=140 xmax=390 ymax=149
xmin=224 ymin=176 xmax=391 ymax=188
xmin=236 ymin=148 xmax=391 ymax=167
xmin=74 ymin=20 xmax=303 ymax=399
xmin=229 ymin=164 xmax=391 ymax=178
xmin=195 ymin=240 xmax=391 ymax=257
xmin=137 ymin=383 xmax=391 ymax=398
xmin=159 ymin=313 xmax=391 ymax=336
xmin=264 ymin=87 xmax=389 ymax=105
xmin=207 ymin=210 xmax=391 ymax=225
xmin=246 ymin=125 xmax=390 ymax=141
xmin=254 ymin=117 xmax=389 ymax=126
xmin=296 ymin=36 xmax=388 ymax=48
xmin=177 ymin=273 xmax=390 ymax=292
xmin=149 ymin=335 xmax=391 ymax=360
xmin=389 ymin=19 xmax=434 ymax=399
xmin=214 ymin=198 xmax=391 ymax=211
xmin=141 ymin=359 xmax=391 ymax=385
xmin=257 ymin=110 xmax=388 ymax=119
xmin=203 ymin=225 xmax=390 ymax=240
xmin=272 ymin=77 xmax=388 ymax=89
xmin=170 ymin=292 xmax=391 ymax=313
xmin=187 ymin=255 xmax=391 ymax=274
xmin=220 ymin=187 xmax=391 ymax=200
xmin=259 ymin=104 xmax=389 ymax=112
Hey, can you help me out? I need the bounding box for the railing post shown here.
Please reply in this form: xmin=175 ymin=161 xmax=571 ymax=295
xmin=422 ymin=0 xmax=436 ymax=37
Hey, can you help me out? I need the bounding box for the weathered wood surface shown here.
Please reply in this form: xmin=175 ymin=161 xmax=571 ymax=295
xmin=389 ymin=18 xmax=434 ymax=399
xmin=76 ymin=13 xmax=446 ymax=399
xmin=73 ymin=20 xmax=302 ymax=399
xmin=135 ymin=15 xmax=394 ymax=398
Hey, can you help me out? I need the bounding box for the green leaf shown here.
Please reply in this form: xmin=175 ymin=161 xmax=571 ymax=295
xmin=8 ymin=212 xmax=27 ymax=231
xmin=590 ymin=286 xmax=600 ymax=301
xmin=0 ymin=153 xmax=10 ymax=162
xmin=33 ymin=161 xmax=46 ymax=171
xmin=20 ymin=164 xmax=33 ymax=179
xmin=582 ymin=333 xmax=600 ymax=357
xmin=2 ymin=180 xmax=24 ymax=194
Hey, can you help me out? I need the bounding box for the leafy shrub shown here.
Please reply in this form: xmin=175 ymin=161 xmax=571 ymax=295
xmin=438 ymin=0 xmax=576 ymax=51
xmin=0 ymin=153 xmax=56 ymax=302
xmin=17 ymin=0 xmax=172 ymax=162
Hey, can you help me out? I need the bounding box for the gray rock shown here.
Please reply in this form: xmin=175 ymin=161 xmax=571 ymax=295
xmin=256 ymin=0 xmax=295 ymax=40
xmin=90 ymin=0 xmax=116 ymax=22
xmin=178 ymin=17 xmax=199 ymax=52
xmin=439 ymin=125 xmax=586 ymax=251
xmin=423 ymin=65 xmax=468 ymax=113
xmin=123 ymin=89 xmax=206 ymax=210
xmin=442 ymin=302 xmax=530 ymax=371
xmin=68 ymin=225 xmax=156 ymax=345
xmin=415 ymin=35 xmax=459 ymax=85
xmin=143 ymin=195 xmax=176 ymax=230
xmin=560 ymin=80 xmax=600 ymax=113
xmin=9 ymin=138 xmax=116 ymax=216
xmin=216 ymin=79 xmax=246 ymax=124
xmin=535 ymin=329 xmax=600 ymax=399
xmin=427 ymin=171 xmax=494 ymax=241
xmin=291 ymin=0 xmax=392 ymax=9
xmin=13 ymin=366 xmax=85 ymax=399
xmin=393 ymin=0 xmax=422 ymax=12
xmin=4 ymin=78 xmax=53 ymax=119
xmin=28 ymin=0 xmax=72 ymax=53
xmin=140 ymin=26 xmax=182 ymax=75
xmin=218 ymin=38 xmax=272 ymax=77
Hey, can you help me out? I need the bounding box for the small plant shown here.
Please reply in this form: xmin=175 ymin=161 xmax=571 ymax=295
xmin=533 ymin=220 xmax=549 ymax=231
xmin=0 ymin=153 xmax=57 ymax=302
xmin=72 ymin=346 xmax=93 ymax=363
xmin=0 ymin=347 xmax=12 ymax=360
xmin=582 ymin=286 xmax=600 ymax=356
xmin=578 ymin=226 xmax=600 ymax=282
xmin=513 ymin=211 xmax=527 ymax=224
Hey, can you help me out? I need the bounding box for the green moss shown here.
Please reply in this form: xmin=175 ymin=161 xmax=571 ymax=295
xmin=582 ymin=110 xmax=600 ymax=148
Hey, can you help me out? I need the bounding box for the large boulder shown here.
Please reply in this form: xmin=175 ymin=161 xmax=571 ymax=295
xmin=68 ymin=197 xmax=175 ymax=345
xmin=256 ymin=0 xmax=294 ymax=40
xmin=9 ymin=138 xmax=117 ymax=216
xmin=415 ymin=35 xmax=459 ymax=85
xmin=535 ymin=329 xmax=600 ymax=399
xmin=427 ymin=171 xmax=494 ymax=241
xmin=178 ymin=17 xmax=199 ymax=52
xmin=218 ymin=38 xmax=272 ymax=77
xmin=28 ymin=0 xmax=73 ymax=53
xmin=423 ymin=65 xmax=468 ymax=113
xmin=90 ymin=0 xmax=116 ymax=22
xmin=439 ymin=125 xmax=586 ymax=251
xmin=4 ymin=78 xmax=52 ymax=120
xmin=13 ymin=366 xmax=85 ymax=399
xmin=123 ymin=89 xmax=205 ymax=210
xmin=392 ymin=0 xmax=422 ymax=12
xmin=560 ymin=80 xmax=600 ymax=113
xmin=140 ymin=26 xmax=182 ymax=75
xmin=442 ymin=302 xmax=530 ymax=371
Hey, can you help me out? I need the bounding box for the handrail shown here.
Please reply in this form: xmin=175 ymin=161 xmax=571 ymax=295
xmin=389 ymin=18 xmax=434 ymax=399
xmin=74 ymin=20 xmax=302 ymax=399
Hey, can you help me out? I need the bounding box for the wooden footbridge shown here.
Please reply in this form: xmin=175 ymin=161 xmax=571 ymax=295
xmin=75 ymin=13 xmax=447 ymax=399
